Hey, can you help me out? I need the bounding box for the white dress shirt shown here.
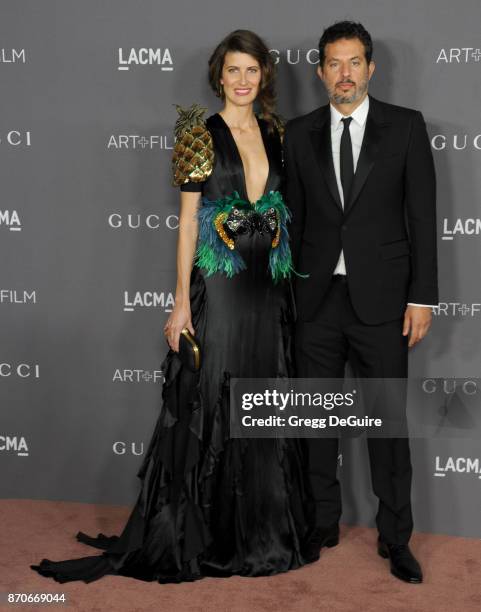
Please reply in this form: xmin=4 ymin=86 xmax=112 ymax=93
xmin=329 ymin=95 xmax=433 ymax=308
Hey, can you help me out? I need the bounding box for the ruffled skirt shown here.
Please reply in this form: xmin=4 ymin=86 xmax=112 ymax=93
xmin=31 ymin=242 xmax=315 ymax=583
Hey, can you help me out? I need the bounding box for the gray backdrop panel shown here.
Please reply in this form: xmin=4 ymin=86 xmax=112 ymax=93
xmin=1 ymin=0 xmax=480 ymax=538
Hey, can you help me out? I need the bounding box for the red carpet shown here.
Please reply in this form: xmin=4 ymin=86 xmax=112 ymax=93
xmin=2 ymin=499 xmax=480 ymax=611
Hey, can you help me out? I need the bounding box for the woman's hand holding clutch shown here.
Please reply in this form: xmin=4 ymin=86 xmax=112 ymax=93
xmin=164 ymin=303 xmax=194 ymax=353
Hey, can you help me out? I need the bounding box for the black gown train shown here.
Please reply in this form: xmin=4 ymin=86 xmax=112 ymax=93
xmin=30 ymin=108 xmax=315 ymax=583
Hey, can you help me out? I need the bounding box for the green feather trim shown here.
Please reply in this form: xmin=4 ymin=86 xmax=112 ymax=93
xmin=195 ymin=190 xmax=309 ymax=282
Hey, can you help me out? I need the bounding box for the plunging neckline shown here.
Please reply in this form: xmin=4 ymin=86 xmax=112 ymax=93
xmin=216 ymin=113 xmax=271 ymax=204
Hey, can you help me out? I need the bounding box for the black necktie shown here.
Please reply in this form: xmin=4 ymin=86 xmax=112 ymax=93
xmin=340 ymin=116 xmax=354 ymax=206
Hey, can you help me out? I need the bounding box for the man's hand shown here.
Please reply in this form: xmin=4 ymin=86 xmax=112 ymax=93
xmin=402 ymin=305 xmax=433 ymax=348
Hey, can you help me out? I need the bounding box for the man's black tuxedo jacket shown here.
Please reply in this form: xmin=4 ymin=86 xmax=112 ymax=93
xmin=283 ymin=95 xmax=439 ymax=325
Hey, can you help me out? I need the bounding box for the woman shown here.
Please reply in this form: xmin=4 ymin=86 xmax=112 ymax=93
xmin=31 ymin=29 xmax=316 ymax=584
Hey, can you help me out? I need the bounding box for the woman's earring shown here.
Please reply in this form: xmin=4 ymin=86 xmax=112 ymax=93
xmin=218 ymin=82 xmax=224 ymax=98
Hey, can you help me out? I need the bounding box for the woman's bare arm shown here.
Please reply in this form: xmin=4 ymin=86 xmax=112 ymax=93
xmin=164 ymin=191 xmax=200 ymax=352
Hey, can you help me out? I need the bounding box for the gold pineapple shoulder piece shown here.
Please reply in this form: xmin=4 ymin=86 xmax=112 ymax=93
xmin=172 ymin=103 xmax=214 ymax=186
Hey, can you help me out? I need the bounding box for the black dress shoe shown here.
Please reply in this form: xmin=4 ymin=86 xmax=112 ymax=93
xmin=378 ymin=540 xmax=423 ymax=583
xmin=302 ymin=525 xmax=339 ymax=562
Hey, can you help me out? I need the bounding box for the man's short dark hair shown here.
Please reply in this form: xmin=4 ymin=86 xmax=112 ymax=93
xmin=318 ymin=21 xmax=373 ymax=65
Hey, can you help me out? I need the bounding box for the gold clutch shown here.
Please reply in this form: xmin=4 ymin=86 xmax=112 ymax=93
xmin=178 ymin=328 xmax=201 ymax=372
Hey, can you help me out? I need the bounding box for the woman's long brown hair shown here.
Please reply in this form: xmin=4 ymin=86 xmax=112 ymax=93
xmin=208 ymin=29 xmax=277 ymax=132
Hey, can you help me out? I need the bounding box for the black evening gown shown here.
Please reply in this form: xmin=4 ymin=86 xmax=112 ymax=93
xmin=30 ymin=112 xmax=314 ymax=583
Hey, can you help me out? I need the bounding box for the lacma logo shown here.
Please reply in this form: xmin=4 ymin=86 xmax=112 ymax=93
xmin=434 ymin=456 xmax=481 ymax=479
xmin=118 ymin=48 xmax=173 ymax=71
xmin=436 ymin=48 xmax=481 ymax=63
xmin=0 ymin=210 xmax=22 ymax=231
xmin=123 ymin=291 xmax=174 ymax=312
xmin=0 ymin=435 xmax=29 ymax=456
xmin=442 ymin=218 xmax=481 ymax=240
xmin=0 ymin=49 xmax=26 ymax=63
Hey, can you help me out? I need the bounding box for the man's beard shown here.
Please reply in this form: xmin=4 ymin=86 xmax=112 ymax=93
xmin=327 ymin=76 xmax=369 ymax=104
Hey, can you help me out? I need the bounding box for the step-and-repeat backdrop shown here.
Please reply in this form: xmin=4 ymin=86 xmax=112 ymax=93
xmin=1 ymin=1 xmax=480 ymax=538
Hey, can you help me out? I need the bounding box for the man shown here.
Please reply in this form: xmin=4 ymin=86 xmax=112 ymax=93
xmin=283 ymin=21 xmax=438 ymax=583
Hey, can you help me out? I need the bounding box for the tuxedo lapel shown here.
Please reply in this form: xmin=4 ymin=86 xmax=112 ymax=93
xmin=309 ymin=106 xmax=343 ymax=212
xmin=344 ymin=97 xmax=390 ymax=215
